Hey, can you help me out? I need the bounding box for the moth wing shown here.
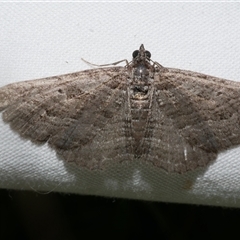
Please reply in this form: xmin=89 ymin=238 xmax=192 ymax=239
xmin=0 ymin=67 xmax=129 ymax=169
xmin=148 ymin=68 xmax=240 ymax=173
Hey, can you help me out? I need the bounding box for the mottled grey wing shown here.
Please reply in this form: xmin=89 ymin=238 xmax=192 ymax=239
xmin=147 ymin=68 xmax=240 ymax=173
xmin=0 ymin=67 xmax=129 ymax=169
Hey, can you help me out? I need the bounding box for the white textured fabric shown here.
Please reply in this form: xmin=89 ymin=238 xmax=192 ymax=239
xmin=1 ymin=3 xmax=240 ymax=207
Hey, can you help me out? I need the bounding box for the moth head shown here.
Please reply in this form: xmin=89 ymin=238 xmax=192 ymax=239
xmin=132 ymin=44 xmax=151 ymax=60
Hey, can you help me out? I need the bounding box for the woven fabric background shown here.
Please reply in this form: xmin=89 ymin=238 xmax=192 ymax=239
xmin=1 ymin=3 xmax=240 ymax=207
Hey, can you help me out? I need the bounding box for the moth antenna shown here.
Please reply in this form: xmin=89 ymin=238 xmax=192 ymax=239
xmin=81 ymin=58 xmax=129 ymax=67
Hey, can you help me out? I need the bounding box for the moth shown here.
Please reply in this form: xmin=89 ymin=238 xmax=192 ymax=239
xmin=0 ymin=44 xmax=240 ymax=173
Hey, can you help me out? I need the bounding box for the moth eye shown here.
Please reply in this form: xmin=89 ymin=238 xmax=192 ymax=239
xmin=145 ymin=50 xmax=151 ymax=59
xmin=132 ymin=50 xmax=139 ymax=58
